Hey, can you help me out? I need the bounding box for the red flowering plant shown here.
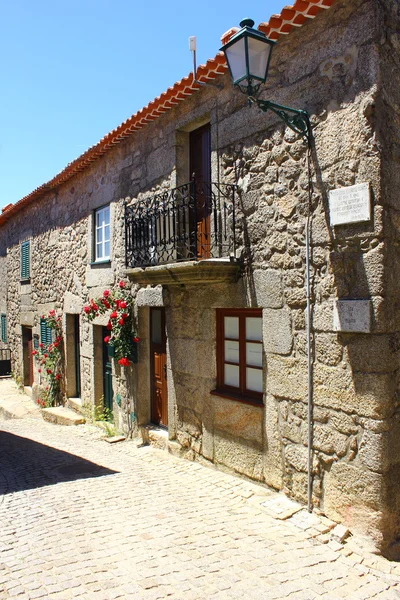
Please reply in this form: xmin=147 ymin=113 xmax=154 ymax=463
xmin=83 ymin=280 xmax=138 ymax=366
xmin=32 ymin=310 xmax=63 ymax=407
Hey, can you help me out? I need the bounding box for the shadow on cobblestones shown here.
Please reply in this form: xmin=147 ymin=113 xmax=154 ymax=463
xmin=0 ymin=430 xmax=117 ymax=494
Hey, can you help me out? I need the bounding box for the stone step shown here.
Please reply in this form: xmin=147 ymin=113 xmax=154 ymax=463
xmin=67 ymin=397 xmax=83 ymax=414
xmin=168 ymin=440 xmax=183 ymax=457
xmin=23 ymin=386 xmax=32 ymax=397
xmin=42 ymin=406 xmax=86 ymax=426
xmin=141 ymin=425 xmax=168 ymax=449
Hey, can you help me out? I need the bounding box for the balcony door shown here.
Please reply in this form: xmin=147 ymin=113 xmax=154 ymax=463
xmin=190 ymin=123 xmax=211 ymax=259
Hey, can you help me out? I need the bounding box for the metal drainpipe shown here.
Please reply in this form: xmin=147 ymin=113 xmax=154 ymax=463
xmin=306 ymin=208 xmax=312 ymax=513
xmin=305 ymin=120 xmax=313 ymax=513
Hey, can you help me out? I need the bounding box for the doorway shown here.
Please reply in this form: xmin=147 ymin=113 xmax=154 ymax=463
xmin=22 ymin=327 xmax=33 ymax=387
xmin=66 ymin=314 xmax=81 ymax=398
xmin=189 ymin=123 xmax=211 ymax=259
xmin=150 ymin=308 xmax=168 ymax=427
xmin=102 ymin=327 xmax=113 ymax=415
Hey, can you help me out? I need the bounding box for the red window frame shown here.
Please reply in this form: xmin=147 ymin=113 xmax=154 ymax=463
xmin=215 ymin=308 xmax=263 ymax=405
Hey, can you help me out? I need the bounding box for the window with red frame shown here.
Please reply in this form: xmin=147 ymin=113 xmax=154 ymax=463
xmin=216 ymin=308 xmax=263 ymax=403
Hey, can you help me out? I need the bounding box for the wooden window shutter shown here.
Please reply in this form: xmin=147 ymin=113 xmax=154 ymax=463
xmin=1 ymin=314 xmax=6 ymax=343
xmin=20 ymin=241 xmax=30 ymax=280
xmin=40 ymin=318 xmax=47 ymax=345
xmin=40 ymin=318 xmax=52 ymax=347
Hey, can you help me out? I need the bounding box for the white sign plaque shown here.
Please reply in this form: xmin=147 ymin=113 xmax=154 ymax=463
xmin=333 ymin=300 xmax=371 ymax=333
xmin=329 ymin=182 xmax=370 ymax=226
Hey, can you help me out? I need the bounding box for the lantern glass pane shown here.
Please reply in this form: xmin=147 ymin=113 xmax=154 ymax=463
xmin=225 ymin=36 xmax=247 ymax=84
xmin=247 ymin=36 xmax=271 ymax=81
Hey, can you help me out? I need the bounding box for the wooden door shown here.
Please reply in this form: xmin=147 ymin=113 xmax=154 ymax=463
xmin=102 ymin=327 xmax=113 ymax=415
xmin=190 ymin=123 xmax=211 ymax=259
xmin=22 ymin=327 xmax=33 ymax=386
xmin=74 ymin=315 xmax=81 ymax=398
xmin=150 ymin=308 xmax=168 ymax=426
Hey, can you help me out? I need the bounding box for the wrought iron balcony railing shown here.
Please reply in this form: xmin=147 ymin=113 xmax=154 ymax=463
xmin=125 ymin=180 xmax=237 ymax=268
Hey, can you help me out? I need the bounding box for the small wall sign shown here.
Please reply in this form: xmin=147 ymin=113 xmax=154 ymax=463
xmin=329 ymin=182 xmax=370 ymax=226
xmin=333 ymin=300 xmax=371 ymax=333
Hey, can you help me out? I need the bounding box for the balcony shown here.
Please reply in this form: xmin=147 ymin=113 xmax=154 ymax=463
xmin=125 ymin=180 xmax=241 ymax=285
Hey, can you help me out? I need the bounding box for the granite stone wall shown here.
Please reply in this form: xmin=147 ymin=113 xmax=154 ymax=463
xmin=1 ymin=0 xmax=398 ymax=555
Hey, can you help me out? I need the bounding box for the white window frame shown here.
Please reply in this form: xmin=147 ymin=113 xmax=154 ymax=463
xmin=95 ymin=205 xmax=110 ymax=262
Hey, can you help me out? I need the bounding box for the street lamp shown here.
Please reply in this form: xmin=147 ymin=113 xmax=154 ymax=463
xmin=222 ymin=18 xmax=314 ymax=513
xmin=221 ymin=18 xmax=311 ymax=142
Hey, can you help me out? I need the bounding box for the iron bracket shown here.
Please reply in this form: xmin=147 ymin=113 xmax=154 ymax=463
xmin=250 ymin=97 xmax=311 ymax=144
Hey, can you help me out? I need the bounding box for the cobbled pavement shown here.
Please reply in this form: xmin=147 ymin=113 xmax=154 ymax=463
xmin=0 ymin=381 xmax=400 ymax=600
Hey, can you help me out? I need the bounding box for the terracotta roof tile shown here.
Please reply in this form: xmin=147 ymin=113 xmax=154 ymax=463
xmin=0 ymin=0 xmax=336 ymax=225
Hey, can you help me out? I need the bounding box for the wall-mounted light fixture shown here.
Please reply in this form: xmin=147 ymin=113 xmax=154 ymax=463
xmin=220 ymin=18 xmax=311 ymax=143
xmin=221 ymin=18 xmax=314 ymax=513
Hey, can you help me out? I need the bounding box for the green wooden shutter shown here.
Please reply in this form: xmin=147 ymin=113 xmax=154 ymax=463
xmin=40 ymin=318 xmax=47 ymax=346
xmin=20 ymin=241 xmax=30 ymax=280
xmin=40 ymin=318 xmax=53 ymax=347
xmin=1 ymin=314 xmax=6 ymax=343
xmin=46 ymin=325 xmax=53 ymax=346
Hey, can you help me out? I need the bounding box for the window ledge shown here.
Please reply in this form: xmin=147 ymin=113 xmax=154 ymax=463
xmin=90 ymin=260 xmax=111 ymax=267
xmin=210 ymin=389 xmax=263 ymax=407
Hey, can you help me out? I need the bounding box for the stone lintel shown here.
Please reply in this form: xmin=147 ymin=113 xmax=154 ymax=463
xmin=126 ymin=259 xmax=241 ymax=285
xmin=20 ymin=311 xmax=35 ymax=327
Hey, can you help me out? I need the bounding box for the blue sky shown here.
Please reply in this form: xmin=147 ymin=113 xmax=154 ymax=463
xmin=0 ymin=1 xmax=286 ymax=210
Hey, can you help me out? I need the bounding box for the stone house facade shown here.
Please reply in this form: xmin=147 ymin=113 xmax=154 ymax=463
xmin=0 ymin=0 xmax=399 ymax=556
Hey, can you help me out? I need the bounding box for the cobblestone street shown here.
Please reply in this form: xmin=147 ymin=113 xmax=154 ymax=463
xmin=1 ymin=381 xmax=400 ymax=600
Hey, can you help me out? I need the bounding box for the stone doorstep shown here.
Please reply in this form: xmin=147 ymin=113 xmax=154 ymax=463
xmin=67 ymin=397 xmax=83 ymax=414
xmin=140 ymin=425 xmax=168 ymax=450
xmin=41 ymin=406 xmax=86 ymax=426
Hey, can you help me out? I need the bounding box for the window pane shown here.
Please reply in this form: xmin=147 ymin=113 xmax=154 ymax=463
xmin=225 ymin=340 xmax=239 ymax=364
xmin=104 ymin=207 xmax=110 ymax=224
xmin=104 ymin=241 xmax=110 ymax=258
xmin=224 ymin=316 xmax=239 ymax=339
xmin=246 ymin=317 xmax=262 ymax=341
xmin=224 ymin=364 xmax=239 ymax=388
xmin=246 ymin=342 xmax=262 ymax=367
xmin=96 ymin=243 xmax=103 ymax=259
xmin=246 ymin=367 xmax=263 ymax=393
xmin=97 ymin=228 xmax=103 ymax=243
xmin=151 ymin=310 xmax=162 ymax=344
xmin=96 ymin=211 xmax=102 ymax=227
xmin=104 ymin=225 xmax=110 ymax=242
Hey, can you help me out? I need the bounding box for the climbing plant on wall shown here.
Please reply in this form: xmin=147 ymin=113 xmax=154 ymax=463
xmin=32 ymin=310 xmax=63 ymax=407
xmin=83 ymin=280 xmax=138 ymax=366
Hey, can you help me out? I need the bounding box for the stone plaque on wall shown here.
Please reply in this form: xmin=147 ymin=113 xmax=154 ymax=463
xmin=329 ymin=182 xmax=370 ymax=226
xmin=333 ymin=300 xmax=371 ymax=333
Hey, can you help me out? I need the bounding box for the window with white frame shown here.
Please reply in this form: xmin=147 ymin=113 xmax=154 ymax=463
xmin=94 ymin=205 xmax=110 ymax=262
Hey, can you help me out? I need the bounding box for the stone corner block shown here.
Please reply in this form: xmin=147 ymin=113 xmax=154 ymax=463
xmin=263 ymin=307 xmax=293 ymax=355
xmin=252 ymin=269 xmax=283 ymax=308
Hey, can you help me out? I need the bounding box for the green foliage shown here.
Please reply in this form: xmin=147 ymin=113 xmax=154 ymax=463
xmin=11 ymin=371 xmax=23 ymax=391
xmin=82 ymin=400 xmax=118 ymax=437
xmin=32 ymin=310 xmax=63 ymax=407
